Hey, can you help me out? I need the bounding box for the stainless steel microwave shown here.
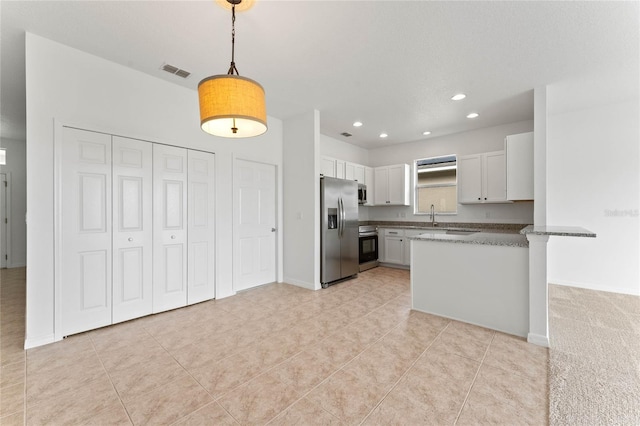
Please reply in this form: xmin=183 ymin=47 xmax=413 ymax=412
xmin=358 ymin=183 xmax=367 ymax=205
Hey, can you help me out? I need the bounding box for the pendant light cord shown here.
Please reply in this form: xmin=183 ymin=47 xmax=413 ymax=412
xmin=227 ymin=4 xmax=239 ymax=75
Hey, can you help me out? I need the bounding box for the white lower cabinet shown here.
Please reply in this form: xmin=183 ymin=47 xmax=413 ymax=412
xmin=403 ymin=230 xmax=425 ymax=265
xmin=384 ymin=236 xmax=404 ymax=264
xmin=380 ymin=229 xmax=406 ymax=266
xmin=59 ymin=127 xmax=215 ymax=336
xmin=378 ymin=228 xmax=424 ymax=267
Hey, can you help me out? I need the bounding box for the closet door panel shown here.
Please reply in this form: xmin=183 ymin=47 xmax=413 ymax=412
xmin=60 ymin=127 xmax=112 ymax=336
xmin=187 ymin=151 xmax=215 ymax=304
xmin=153 ymin=144 xmax=188 ymax=312
xmin=112 ymin=136 xmax=153 ymax=323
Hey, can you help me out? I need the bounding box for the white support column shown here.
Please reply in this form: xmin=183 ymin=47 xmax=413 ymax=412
xmin=527 ymin=233 xmax=550 ymax=347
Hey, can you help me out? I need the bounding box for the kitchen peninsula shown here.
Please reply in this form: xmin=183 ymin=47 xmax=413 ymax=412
xmin=410 ymin=229 xmax=530 ymax=337
xmin=409 ymin=225 xmax=596 ymax=344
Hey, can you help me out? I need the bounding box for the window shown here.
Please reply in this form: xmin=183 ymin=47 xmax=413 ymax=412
xmin=414 ymin=155 xmax=457 ymax=214
xmin=0 ymin=148 xmax=5 ymax=165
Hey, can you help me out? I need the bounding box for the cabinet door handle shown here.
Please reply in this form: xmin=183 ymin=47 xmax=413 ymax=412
xmin=171 ymin=235 xmax=176 ymax=239
xmin=484 ymin=197 xmax=487 ymax=200
xmin=128 ymin=237 xmax=133 ymax=242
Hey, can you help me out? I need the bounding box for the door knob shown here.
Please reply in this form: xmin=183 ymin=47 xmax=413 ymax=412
xmin=128 ymin=237 xmax=133 ymax=242
xmin=171 ymin=235 xmax=176 ymax=239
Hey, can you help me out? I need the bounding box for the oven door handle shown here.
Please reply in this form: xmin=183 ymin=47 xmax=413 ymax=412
xmin=359 ymin=232 xmax=378 ymax=237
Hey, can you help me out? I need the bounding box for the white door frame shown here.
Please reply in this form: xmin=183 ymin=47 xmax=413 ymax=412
xmin=0 ymin=172 xmax=11 ymax=268
xmin=232 ymin=157 xmax=279 ymax=291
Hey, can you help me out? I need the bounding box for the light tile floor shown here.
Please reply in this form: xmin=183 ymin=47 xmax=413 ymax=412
xmin=1 ymin=267 xmax=549 ymax=425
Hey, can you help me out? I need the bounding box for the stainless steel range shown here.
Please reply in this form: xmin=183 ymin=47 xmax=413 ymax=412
xmin=358 ymin=225 xmax=379 ymax=272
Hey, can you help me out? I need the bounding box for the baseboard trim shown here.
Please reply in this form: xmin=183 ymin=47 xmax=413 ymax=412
xmin=24 ymin=333 xmax=57 ymax=350
xmin=283 ymin=277 xmax=317 ymax=290
xmin=549 ymin=279 xmax=640 ymax=296
xmin=527 ymin=333 xmax=550 ymax=348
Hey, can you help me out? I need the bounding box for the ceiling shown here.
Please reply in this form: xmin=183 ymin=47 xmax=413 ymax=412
xmin=1 ymin=1 xmax=638 ymax=148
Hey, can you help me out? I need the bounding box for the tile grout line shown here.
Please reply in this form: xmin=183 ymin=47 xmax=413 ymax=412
xmin=357 ymin=320 xmax=451 ymax=426
xmin=259 ymin=290 xmax=414 ymax=424
xmin=88 ymin=336 xmax=135 ymax=425
xmin=452 ymin=331 xmax=496 ymax=425
xmin=142 ymin=325 xmax=234 ymax=426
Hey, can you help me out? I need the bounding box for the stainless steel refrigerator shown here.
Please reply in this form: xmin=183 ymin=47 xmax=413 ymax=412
xmin=320 ymin=177 xmax=359 ymax=288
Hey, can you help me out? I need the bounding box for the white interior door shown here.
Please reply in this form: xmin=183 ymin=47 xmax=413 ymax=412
xmin=0 ymin=173 xmax=6 ymax=268
xmin=112 ymin=136 xmax=153 ymax=323
xmin=153 ymin=144 xmax=188 ymax=313
xmin=233 ymin=159 xmax=276 ymax=291
xmin=187 ymin=150 xmax=215 ymax=304
xmin=60 ymin=127 xmax=112 ymax=336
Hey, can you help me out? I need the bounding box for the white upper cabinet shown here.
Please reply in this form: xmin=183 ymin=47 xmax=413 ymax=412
xmin=374 ymin=164 xmax=410 ymax=206
xmin=321 ymin=156 xmax=337 ymax=178
xmin=364 ymin=166 xmax=374 ymax=206
xmin=320 ymin=156 xmax=346 ymax=179
xmin=505 ymin=132 xmax=534 ymax=201
xmin=345 ymin=162 xmax=366 ymax=183
xmin=484 ymin=151 xmax=507 ymax=202
xmin=336 ymin=159 xmax=345 ymax=179
xmin=458 ymin=151 xmax=508 ymax=204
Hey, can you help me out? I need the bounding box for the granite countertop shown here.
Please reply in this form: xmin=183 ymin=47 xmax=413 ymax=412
xmin=520 ymin=225 xmax=596 ymax=238
xmin=363 ymin=221 xmax=529 ymax=234
xmin=409 ymin=230 xmax=529 ymax=248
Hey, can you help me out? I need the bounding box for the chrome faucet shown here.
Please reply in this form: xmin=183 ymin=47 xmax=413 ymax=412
xmin=430 ymin=204 xmax=437 ymax=227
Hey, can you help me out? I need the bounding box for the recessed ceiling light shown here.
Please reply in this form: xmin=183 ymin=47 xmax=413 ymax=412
xmin=422 ymin=131 xmax=431 ymax=136
xmin=466 ymin=113 xmax=479 ymax=119
xmin=379 ymin=133 xmax=388 ymax=138
xmin=353 ymin=121 xmax=363 ymax=127
xmin=451 ymin=93 xmax=466 ymax=101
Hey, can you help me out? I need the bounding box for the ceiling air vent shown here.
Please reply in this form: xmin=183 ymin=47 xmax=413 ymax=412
xmin=161 ymin=63 xmax=191 ymax=79
xmin=341 ymin=132 xmax=352 ymax=137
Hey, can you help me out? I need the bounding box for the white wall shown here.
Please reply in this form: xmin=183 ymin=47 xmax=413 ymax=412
xmin=0 ymin=137 xmax=27 ymax=267
xmin=547 ymin=97 xmax=639 ymax=295
xmin=283 ymin=110 xmax=320 ymax=290
xmin=320 ymin=134 xmax=369 ymax=165
xmin=24 ymin=33 xmax=284 ymax=348
xmin=367 ymin=120 xmax=535 ymax=224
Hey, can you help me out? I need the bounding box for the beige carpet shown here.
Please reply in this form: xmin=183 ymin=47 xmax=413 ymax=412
xmin=549 ymin=284 xmax=640 ymax=425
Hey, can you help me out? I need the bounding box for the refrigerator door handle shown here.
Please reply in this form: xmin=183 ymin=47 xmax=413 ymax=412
xmin=337 ymin=198 xmax=342 ymax=237
xmin=338 ymin=198 xmax=344 ymax=238
xmin=341 ymin=198 xmax=345 ymax=238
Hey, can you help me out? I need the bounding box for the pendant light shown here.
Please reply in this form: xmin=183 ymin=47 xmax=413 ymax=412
xmin=198 ymin=0 xmax=267 ymax=138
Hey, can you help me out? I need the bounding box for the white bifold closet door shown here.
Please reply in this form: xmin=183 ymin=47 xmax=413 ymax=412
xmin=60 ymin=127 xmax=113 ymax=336
xmin=187 ymin=150 xmax=216 ymax=304
xmin=60 ymin=128 xmax=216 ymax=335
xmin=112 ymin=136 xmax=153 ymax=323
xmin=153 ymin=144 xmax=188 ymax=313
